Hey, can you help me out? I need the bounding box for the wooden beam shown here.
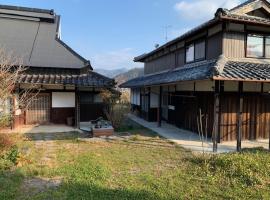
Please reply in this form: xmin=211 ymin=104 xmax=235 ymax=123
xmin=213 ymin=81 xmax=220 ymax=152
xmin=75 ymin=88 xmax=80 ymax=129
xmin=158 ymin=86 xmax=162 ymax=127
xmin=237 ymin=82 xmax=243 ymax=152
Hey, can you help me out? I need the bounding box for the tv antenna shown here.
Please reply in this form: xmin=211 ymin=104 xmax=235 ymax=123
xmin=163 ymin=25 xmax=172 ymax=42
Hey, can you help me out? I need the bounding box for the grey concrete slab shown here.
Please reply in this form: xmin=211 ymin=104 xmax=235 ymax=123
xmin=128 ymin=114 xmax=269 ymax=153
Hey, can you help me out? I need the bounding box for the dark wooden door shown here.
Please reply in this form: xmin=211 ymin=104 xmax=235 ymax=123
xmin=26 ymin=94 xmax=51 ymax=124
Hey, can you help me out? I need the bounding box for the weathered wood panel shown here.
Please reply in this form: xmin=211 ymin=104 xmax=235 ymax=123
xmin=51 ymin=108 xmax=75 ymax=124
xmin=223 ymin=32 xmax=245 ymax=58
xmin=144 ymin=53 xmax=176 ymax=75
xmin=26 ymin=94 xmax=50 ymax=124
xmin=220 ymin=94 xmax=270 ymax=141
xmin=207 ymin=32 xmax=223 ymax=60
xmin=168 ymin=92 xmax=214 ymax=138
xmin=176 ymin=48 xmax=185 ymax=68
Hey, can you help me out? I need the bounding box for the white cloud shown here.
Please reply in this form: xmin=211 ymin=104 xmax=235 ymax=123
xmin=91 ymin=48 xmax=143 ymax=70
xmin=174 ymin=0 xmax=241 ymax=21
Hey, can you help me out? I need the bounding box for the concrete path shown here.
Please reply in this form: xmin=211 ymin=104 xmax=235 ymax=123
xmin=128 ymin=114 xmax=269 ymax=153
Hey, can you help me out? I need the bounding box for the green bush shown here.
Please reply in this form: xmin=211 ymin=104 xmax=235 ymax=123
xmin=6 ymin=146 xmax=19 ymax=165
xmin=192 ymin=149 xmax=270 ymax=187
xmin=0 ymin=134 xmax=19 ymax=171
xmin=0 ymin=158 xmax=13 ymax=171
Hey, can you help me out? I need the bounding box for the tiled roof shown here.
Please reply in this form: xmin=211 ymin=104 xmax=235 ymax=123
xmin=120 ymin=60 xmax=217 ymax=88
xmin=18 ymin=67 xmax=114 ymax=87
xmin=214 ymin=61 xmax=270 ymax=81
xmin=217 ymin=8 xmax=270 ymax=25
xmin=121 ymin=57 xmax=270 ymax=88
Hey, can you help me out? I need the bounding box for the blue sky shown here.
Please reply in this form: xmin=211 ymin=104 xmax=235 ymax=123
xmin=4 ymin=0 xmax=244 ymax=70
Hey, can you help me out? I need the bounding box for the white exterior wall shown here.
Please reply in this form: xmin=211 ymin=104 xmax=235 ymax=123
xmin=52 ymin=92 xmax=75 ymax=108
xmin=264 ymin=83 xmax=270 ymax=92
xmin=224 ymin=81 xmax=238 ymax=92
xmin=243 ymin=82 xmax=261 ymax=92
xmin=176 ymin=81 xmax=214 ymax=92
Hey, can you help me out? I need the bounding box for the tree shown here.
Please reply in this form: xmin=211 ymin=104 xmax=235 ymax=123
xmin=100 ymin=89 xmax=130 ymax=130
xmin=0 ymin=49 xmax=37 ymax=129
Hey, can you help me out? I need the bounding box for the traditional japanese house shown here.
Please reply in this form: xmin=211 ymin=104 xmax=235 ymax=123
xmin=0 ymin=5 xmax=114 ymax=129
xmin=121 ymin=0 xmax=270 ymax=151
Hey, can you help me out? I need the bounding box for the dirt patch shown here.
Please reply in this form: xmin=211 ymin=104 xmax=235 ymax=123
xmin=21 ymin=177 xmax=62 ymax=196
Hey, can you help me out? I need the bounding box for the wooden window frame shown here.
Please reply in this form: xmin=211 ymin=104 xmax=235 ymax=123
xmin=246 ymin=33 xmax=270 ymax=59
xmin=185 ymin=39 xmax=206 ymax=64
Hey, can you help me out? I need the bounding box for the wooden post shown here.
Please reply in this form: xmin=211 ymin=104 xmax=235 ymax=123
xmin=75 ymin=88 xmax=80 ymax=129
xmin=213 ymin=81 xmax=220 ymax=152
xmin=237 ymin=82 xmax=243 ymax=152
xmin=158 ymin=86 xmax=162 ymax=127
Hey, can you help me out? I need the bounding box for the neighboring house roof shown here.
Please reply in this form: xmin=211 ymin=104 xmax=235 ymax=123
xmin=18 ymin=67 xmax=114 ymax=87
xmin=120 ymin=57 xmax=270 ymax=88
xmin=135 ymin=0 xmax=270 ymax=62
xmin=0 ymin=4 xmax=54 ymax=14
xmin=0 ymin=4 xmax=91 ymax=69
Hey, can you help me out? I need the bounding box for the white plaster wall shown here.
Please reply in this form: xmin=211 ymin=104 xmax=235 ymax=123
xmin=195 ymin=81 xmax=214 ymax=92
xmin=264 ymin=83 xmax=270 ymax=93
xmin=176 ymin=82 xmax=194 ymax=91
xmin=224 ymin=81 xmax=238 ymax=92
xmin=243 ymin=82 xmax=261 ymax=92
xmin=52 ymin=92 xmax=75 ymax=108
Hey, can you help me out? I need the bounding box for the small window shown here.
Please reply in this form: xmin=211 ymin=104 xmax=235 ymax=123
xmin=195 ymin=40 xmax=206 ymax=60
xmin=186 ymin=44 xmax=194 ymax=63
xmin=247 ymin=35 xmax=264 ymax=57
xmin=186 ymin=40 xmax=206 ymax=63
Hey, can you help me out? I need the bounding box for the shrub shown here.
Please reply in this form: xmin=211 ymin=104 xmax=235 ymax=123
xmin=100 ymin=89 xmax=131 ymax=130
xmin=6 ymin=146 xmax=19 ymax=165
xmin=0 ymin=134 xmax=19 ymax=171
xmin=0 ymin=114 xmax=11 ymax=128
xmin=0 ymin=133 xmax=14 ymax=153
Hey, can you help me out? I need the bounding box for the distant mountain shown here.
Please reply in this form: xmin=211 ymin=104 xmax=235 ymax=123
xmin=94 ymin=68 xmax=128 ymax=78
xmin=114 ymin=68 xmax=144 ymax=86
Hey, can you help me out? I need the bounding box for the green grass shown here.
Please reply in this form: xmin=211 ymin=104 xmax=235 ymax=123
xmin=0 ymin=125 xmax=270 ymax=200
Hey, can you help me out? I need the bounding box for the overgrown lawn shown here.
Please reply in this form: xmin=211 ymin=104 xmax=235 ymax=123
xmin=0 ymin=125 xmax=270 ymax=200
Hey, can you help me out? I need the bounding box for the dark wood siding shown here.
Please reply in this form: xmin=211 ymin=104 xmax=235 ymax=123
xmin=219 ymin=94 xmax=270 ymax=141
xmin=144 ymin=53 xmax=176 ymax=75
xmin=168 ymin=92 xmax=214 ymax=138
xmin=80 ymin=104 xmax=106 ymax=122
xmin=176 ymin=48 xmax=185 ymax=68
xmin=207 ymin=32 xmax=223 ymax=59
xmin=26 ymin=94 xmax=51 ymax=125
xmin=223 ymin=32 xmax=245 ymax=58
xmin=51 ymin=108 xmax=75 ymax=124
